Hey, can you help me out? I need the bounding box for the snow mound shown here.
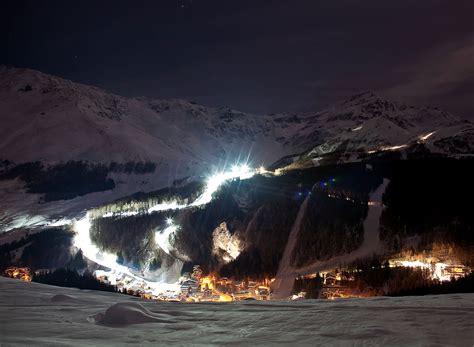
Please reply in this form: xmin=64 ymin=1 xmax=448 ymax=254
xmin=90 ymin=302 xmax=177 ymax=326
xmin=50 ymin=294 xmax=78 ymax=303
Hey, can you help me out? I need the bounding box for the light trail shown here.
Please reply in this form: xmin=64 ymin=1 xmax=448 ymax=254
xmin=190 ymin=164 xmax=254 ymax=207
xmin=419 ymin=131 xmax=436 ymax=142
xmin=367 ymin=130 xmax=438 ymax=155
xmin=368 ymin=143 xmax=409 ymax=154
xmin=100 ymin=164 xmax=255 ymax=219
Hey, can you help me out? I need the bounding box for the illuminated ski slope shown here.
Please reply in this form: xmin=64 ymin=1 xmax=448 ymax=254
xmin=73 ymin=164 xmax=255 ymax=295
xmin=155 ymin=219 xmax=180 ymax=257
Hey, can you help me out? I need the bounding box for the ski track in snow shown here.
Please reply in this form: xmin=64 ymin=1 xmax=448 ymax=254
xmin=359 ymin=178 xmax=390 ymax=255
xmin=273 ymin=195 xmax=311 ymax=299
xmin=0 ymin=277 xmax=473 ymax=346
xmin=274 ymin=179 xmax=390 ymax=299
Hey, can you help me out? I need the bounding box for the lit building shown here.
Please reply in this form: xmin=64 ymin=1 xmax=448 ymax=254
xmin=4 ymin=267 xmax=32 ymax=282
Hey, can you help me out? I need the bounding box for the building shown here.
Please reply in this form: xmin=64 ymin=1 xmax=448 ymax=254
xmin=180 ymin=279 xmax=199 ymax=295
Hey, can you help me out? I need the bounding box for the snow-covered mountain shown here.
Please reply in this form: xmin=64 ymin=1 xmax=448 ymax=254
xmin=272 ymin=92 xmax=474 ymax=170
xmin=0 ymin=66 xmax=300 ymax=231
xmin=0 ymin=66 xmax=472 ymax=231
xmin=0 ymin=66 xmax=296 ymax=172
xmin=2 ymin=67 xmax=471 ymax=170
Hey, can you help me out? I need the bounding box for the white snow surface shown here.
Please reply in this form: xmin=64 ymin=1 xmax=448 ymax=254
xmin=273 ymin=194 xmax=311 ymax=299
xmin=1 ymin=68 xmax=473 ymax=232
xmin=2 ymin=68 xmax=471 ymax=171
xmin=0 ymin=67 xmax=297 ymax=166
xmin=0 ymin=277 xmax=473 ymax=346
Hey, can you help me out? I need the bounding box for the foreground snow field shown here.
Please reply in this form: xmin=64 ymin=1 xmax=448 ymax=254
xmin=0 ymin=277 xmax=473 ymax=346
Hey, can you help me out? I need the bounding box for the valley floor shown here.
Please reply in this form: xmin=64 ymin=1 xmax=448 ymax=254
xmin=0 ymin=277 xmax=473 ymax=346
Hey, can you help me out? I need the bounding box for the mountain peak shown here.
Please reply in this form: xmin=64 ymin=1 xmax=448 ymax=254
xmin=342 ymin=91 xmax=381 ymax=105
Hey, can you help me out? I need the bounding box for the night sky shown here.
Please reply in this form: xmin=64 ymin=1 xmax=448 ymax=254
xmin=3 ymin=0 xmax=473 ymax=118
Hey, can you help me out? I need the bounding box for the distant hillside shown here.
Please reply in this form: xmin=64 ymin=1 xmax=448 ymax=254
xmin=0 ymin=66 xmax=472 ymax=232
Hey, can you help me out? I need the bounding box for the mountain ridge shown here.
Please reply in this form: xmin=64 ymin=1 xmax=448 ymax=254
xmin=1 ymin=66 xmax=471 ymax=166
xmin=0 ymin=66 xmax=472 ymax=232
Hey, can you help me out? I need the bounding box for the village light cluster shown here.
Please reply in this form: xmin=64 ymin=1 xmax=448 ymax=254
xmin=389 ymin=259 xmax=470 ymax=282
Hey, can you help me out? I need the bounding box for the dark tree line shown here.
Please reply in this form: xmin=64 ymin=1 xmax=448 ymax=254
xmin=387 ymin=272 xmax=474 ymax=296
xmin=90 ymin=213 xmax=162 ymax=267
xmin=0 ymin=160 xmax=158 ymax=202
xmin=292 ymin=274 xmax=323 ymax=299
xmin=378 ymin=158 xmax=474 ymax=256
xmin=0 ymin=161 xmax=114 ymax=201
xmin=33 ymin=268 xmax=118 ymax=292
xmin=345 ymin=256 xmax=474 ymax=297
xmin=291 ymin=190 xmax=367 ymax=267
xmin=219 ymin=199 xmax=300 ymax=280
xmin=0 ymin=228 xmax=90 ymax=276
xmin=20 ymin=229 xmax=74 ymax=269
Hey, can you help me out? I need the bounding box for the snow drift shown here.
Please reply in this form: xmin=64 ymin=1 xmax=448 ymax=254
xmin=0 ymin=277 xmax=473 ymax=345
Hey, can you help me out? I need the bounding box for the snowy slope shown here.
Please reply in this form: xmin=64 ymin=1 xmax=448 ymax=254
xmin=2 ymin=68 xmax=470 ymax=171
xmin=1 ymin=276 xmax=473 ymax=346
xmin=273 ymin=92 xmax=474 ymax=169
xmin=0 ymin=67 xmax=472 ymax=232
xmin=0 ymin=66 xmax=296 ymax=169
xmin=0 ymin=67 xmax=300 ymax=231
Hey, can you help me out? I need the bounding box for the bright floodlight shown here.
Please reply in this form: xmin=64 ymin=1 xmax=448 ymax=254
xmin=166 ymin=217 xmax=174 ymax=225
xmin=191 ymin=162 xmax=255 ymax=206
xmin=239 ymin=164 xmax=249 ymax=172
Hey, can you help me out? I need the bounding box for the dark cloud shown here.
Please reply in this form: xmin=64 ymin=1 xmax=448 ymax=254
xmin=383 ymin=39 xmax=474 ymax=117
xmin=2 ymin=0 xmax=473 ymax=118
